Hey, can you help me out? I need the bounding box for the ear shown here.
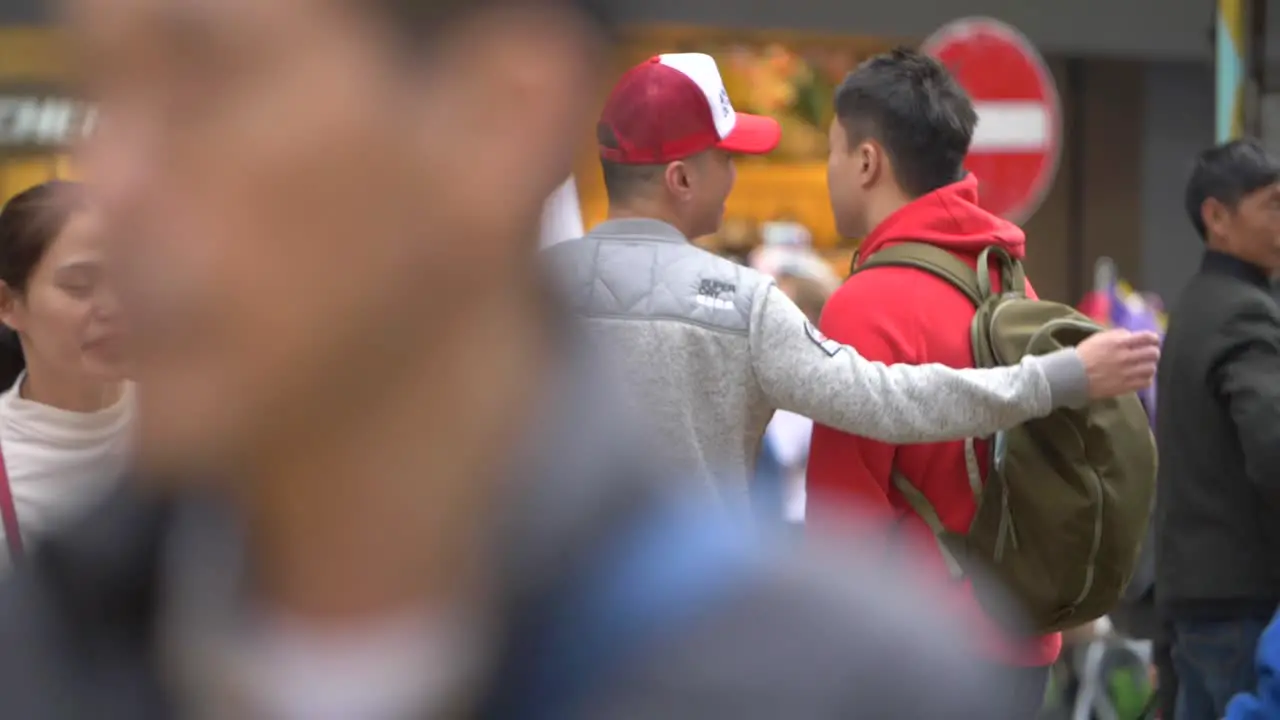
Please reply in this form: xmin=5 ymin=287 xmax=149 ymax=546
xmin=856 ymin=140 xmax=883 ymax=189
xmin=664 ymin=160 xmax=694 ymax=201
xmin=1201 ymin=197 xmax=1230 ymax=239
xmin=0 ymin=283 xmax=22 ymax=335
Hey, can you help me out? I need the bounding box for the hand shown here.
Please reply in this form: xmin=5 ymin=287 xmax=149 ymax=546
xmin=1076 ymin=329 xmax=1161 ymax=400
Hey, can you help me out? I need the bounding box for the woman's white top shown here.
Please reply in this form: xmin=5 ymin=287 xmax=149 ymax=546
xmin=0 ymin=373 xmax=133 ymax=569
xmin=234 ymin=610 xmax=475 ymax=720
xmin=539 ymin=177 xmax=584 ymax=249
xmin=763 ymin=410 xmax=811 ymax=522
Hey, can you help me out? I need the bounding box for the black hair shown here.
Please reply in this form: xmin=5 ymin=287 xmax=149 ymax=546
xmin=0 ymin=180 xmax=88 ymax=295
xmin=596 ymin=123 xmax=663 ymax=202
xmin=599 ymin=160 xmax=664 ymax=202
xmin=1184 ymin=138 xmax=1280 ymax=241
xmin=833 ymin=47 xmax=977 ymax=197
xmin=0 ymin=327 xmax=21 ymax=390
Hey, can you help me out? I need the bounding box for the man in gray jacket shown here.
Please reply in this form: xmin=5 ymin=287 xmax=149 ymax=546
xmin=548 ymin=53 xmax=1160 ymax=501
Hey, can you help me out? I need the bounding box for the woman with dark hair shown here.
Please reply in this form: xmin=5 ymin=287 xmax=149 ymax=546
xmin=0 ymin=180 xmax=132 ymax=569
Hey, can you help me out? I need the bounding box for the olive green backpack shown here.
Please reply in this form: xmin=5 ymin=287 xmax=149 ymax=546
xmin=852 ymin=243 xmax=1157 ymax=634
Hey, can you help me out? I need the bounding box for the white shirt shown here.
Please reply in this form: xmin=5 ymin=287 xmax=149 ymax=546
xmin=763 ymin=410 xmax=812 ymax=522
xmin=236 ymin=611 xmax=475 ymax=720
xmin=156 ymin=501 xmax=480 ymax=720
xmin=539 ymin=177 xmax=584 ymax=249
xmin=0 ymin=373 xmax=133 ymax=567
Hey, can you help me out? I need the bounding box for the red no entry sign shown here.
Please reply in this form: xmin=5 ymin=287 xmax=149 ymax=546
xmin=922 ymin=18 xmax=1061 ymax=224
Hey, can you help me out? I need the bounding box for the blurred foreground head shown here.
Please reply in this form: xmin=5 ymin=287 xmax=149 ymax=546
xmin=71 ymin=0 xmax=607 ymax=475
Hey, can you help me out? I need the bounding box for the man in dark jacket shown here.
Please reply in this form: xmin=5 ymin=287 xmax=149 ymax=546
xmin=1156 ymin=139 xmax=1280 ymax=720
xmin=0 ymin=0 xmax=1026 ymax=718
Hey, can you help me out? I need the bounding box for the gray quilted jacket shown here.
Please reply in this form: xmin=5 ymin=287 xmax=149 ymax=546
xmin=545 ymin=218 xmax=1089 ymax=504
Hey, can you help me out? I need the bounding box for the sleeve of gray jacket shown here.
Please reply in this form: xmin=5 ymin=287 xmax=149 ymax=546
xmin=749 ymin=284 xmax=1089 ymax=443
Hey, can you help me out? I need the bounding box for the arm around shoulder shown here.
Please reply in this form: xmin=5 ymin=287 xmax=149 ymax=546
xmin=748 ymin=283 xmax=1084 ymax=444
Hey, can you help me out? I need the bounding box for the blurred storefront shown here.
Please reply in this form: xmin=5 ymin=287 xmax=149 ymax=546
xmin=575 ymin=25 xmax=1171 ymax=302
xmin=0 ymin=28 xmax=80 ymax=204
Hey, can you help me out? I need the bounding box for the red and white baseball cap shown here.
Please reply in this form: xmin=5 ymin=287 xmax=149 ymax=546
xmin=598 ymin=53 xmax=782 ymax=165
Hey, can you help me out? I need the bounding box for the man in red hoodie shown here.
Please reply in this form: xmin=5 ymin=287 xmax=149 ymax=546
xmin=807 ymin=48 xmax=1059 ymax=715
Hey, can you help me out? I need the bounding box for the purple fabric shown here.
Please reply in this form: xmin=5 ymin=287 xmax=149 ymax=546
xmin=1107 ymin=284 xmax=1162 ymax=426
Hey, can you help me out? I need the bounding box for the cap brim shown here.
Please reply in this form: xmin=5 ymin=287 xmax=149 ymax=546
xmin=716 ymin=113 xmax=782 ymax=155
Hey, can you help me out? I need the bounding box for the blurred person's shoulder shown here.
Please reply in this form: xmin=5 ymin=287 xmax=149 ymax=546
xmin=0 ymin=484 xmax=173 ymax=717
xmin=0 ymin=341 xmax=1018 ymax=718
xmin=579 ymin=527 xmax=1022 ymax=719
xmin=0 ymin=470 xmax=1019 ymax=719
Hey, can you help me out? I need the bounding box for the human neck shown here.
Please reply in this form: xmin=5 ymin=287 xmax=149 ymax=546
xmin=19 ymin=361 xmax=121 ymax=413
xmin=1207 ymin=238 xmax=1272 ymax=273
xmin=862 ymin=188 xmax=915 ymax=238
xmin=608 ymin=200 xmax=690 ymax=237
xmin=242 ymin=285 xmax=551 ymax=627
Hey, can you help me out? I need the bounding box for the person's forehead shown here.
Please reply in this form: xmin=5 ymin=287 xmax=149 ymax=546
xmin=39 ymin=214 xmax=101 ymax=265
xmin=74 ymin=0 xmax=342 ymax=40
xmin=1239 ymin=182 xmax=1280 ymax=203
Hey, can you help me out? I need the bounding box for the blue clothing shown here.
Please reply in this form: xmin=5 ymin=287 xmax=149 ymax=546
xmin=752 ymin=433 xmax=787 ymax=524
xmin=1173 ymin=618 xmax=1266 ymax=719
xmin=1225 ymin=611 xmax=1280 ymax=719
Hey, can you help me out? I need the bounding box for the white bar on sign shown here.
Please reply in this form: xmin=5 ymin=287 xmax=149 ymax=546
xmin=970 ymin=101 xmax=1050 ymax=152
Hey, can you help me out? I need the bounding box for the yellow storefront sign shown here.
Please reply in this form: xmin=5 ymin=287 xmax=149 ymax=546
xmin=0 ymin=28 xmax=78 ymax=205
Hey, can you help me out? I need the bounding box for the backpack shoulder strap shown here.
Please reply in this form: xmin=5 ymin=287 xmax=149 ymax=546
xmin=854 ymin=244 xmax=992 ymax=580
xmin=853 ymin=242 xmax=985 ymax=308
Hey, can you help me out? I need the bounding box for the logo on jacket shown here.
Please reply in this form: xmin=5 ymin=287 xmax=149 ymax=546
xmin=695 ymin=278 xmax=735 ymax=310
xmin=804 ymin=321 xmax=841 ymax=357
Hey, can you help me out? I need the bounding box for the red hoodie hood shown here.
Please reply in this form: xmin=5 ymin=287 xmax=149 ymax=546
xmin=858 ymin=174 xmax=1026 ymax=260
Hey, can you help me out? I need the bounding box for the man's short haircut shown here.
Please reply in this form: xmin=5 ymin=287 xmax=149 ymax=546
xmin=1184 ymin=138 xmax=1280 ymax=241
xmin=833 ymin=47 xmax=977 ymax=198
xmin=597 ymin=124 xmax=664 ymax=202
